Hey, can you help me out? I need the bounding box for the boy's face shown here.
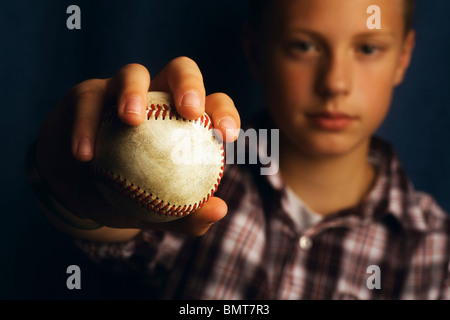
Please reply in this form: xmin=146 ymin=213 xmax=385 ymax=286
xmin=249 ymin=0 xmax=415 ymax=157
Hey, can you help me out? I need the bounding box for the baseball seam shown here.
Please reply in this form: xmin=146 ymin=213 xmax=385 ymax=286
xmin=94 ymin=103 xmax=225 ymax=218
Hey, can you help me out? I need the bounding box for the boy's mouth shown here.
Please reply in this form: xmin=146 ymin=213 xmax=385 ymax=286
xmin=306 ymin=111 xmax=357 ymax=131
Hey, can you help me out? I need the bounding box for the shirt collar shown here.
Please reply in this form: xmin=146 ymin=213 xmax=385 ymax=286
xmin=363 ymin=136 xmax=430 ymax=233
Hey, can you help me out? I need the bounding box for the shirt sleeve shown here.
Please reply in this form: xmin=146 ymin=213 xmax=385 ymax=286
xmin=73 ymin=229 xmax=187 ymax=277
xmin=441 ymin=260 xmax=450 ymax=299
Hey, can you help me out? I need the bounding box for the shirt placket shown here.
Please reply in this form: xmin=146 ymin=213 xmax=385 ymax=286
xmin=276 ymin=215 xmax=361 ymax=299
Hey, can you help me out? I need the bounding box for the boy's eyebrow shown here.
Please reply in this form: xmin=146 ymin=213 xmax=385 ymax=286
xmin=290 ymin=28 xmax=397 ymax=40
xmin=353 ymin=31 xmax=397 ymax=39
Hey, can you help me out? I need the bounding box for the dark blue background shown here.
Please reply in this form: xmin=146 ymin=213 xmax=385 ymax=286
xmin=0 ymin=0 xmax=449 ymax=299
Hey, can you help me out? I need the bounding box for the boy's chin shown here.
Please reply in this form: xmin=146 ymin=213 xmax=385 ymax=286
xmin=298 ymin=134 xmax=368 ymax=159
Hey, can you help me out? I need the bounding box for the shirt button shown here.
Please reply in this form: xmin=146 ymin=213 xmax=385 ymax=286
xmin=299 ymin=236 xmax=313 ymax=250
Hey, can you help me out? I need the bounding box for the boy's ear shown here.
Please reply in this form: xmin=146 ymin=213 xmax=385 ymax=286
xmin=241 ymin=22 xmax=264 ymax=81
xmin=393 ymin=30 xmax=416 ymax=86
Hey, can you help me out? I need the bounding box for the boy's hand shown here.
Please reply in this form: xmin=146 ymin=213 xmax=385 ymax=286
xmin=35 ymin=57 xmax=240 ymax=236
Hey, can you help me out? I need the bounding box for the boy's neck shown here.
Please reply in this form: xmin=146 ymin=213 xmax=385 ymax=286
xmin=279 ymin=137 xmax=376 ymax=217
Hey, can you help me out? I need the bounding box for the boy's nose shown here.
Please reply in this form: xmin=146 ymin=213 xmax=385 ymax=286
xmin=315 ymin=52 xmax=352 ymax=99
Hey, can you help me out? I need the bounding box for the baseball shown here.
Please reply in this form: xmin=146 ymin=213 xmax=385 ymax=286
xmin=92 ymin=91 xmax=225 ymax=223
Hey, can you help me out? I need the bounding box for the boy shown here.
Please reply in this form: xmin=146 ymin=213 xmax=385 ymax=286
xmin=28 ymin=0 xmax=450 ymax=299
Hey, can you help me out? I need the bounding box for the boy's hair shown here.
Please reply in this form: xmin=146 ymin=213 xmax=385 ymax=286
xmin=403 ymin=0 xmax=416 ymax=34
xmin=246 ymin=0 xmax=416 ymax=35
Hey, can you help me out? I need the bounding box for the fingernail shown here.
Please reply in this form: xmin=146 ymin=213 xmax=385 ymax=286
xmin=124 ymin=96 xmax=142 ymax=115
xmin=181 ymin=91 xmax=201 ymax=109
xmin=76 ymin=137 xmax=92 ymax=157
xmin=218 ymin=116 xmax=239 ymax=140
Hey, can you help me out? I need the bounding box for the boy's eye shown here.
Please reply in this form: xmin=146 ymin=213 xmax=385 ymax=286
xmin=293 ymin=41 xmax=316 ymax=52
xmin=358 ymin=44 xmax=380 ymax=55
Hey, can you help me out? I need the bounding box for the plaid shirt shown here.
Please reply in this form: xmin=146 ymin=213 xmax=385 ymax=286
xmin=77 ymin=136 xmax=450 ymax=300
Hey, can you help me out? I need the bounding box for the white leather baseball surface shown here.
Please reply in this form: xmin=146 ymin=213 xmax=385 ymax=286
xmin=92 ymin=91 xmax=225 ymax=223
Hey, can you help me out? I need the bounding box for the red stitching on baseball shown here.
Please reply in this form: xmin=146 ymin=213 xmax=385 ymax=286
xmin=93 ymin=166 xmax=223 ymax=217
xmin=146 ymin=103 xmax=215 ymax=130
xmin=102 ymin=101 xmax=216 ymax=131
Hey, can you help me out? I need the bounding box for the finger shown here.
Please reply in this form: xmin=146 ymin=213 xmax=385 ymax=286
xmin=174 ymin=197 xmax=228 ymax=236
xmin=150 ymin=56 xmax=206 ymax=120
xmin=113 ymin=63 xmax=151 ymax=126
xmin=71 ymin=79 xmax=108 ymax=162
xmin=206 ymin=93 xmax=241 ymax=143
xmin=146 ymin=197 xmax=227 ymax=236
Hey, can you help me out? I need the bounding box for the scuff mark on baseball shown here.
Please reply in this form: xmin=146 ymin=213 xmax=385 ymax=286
xmin=91 ymin=91 xmax=225 ymax=223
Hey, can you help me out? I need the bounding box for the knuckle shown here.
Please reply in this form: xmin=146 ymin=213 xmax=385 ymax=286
xmin=119 ymin=63 xmax=148 ymax=76
xmin=72 ymin=116 xmax=94 ymax=131
xmin=169 ymin=56 xmax=203 ymax=81
xmin=73 ymin=79 xmax=106 ymax=98
xmin=171 ymin=56 xmax=197 ymax=68
xmin=208 ymin=93 xmax=236 ymax=113
xmin=212 ymin=92 xmax=234 ymax=105
xmin=76 ymin=88 xmax=102 ymax=102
